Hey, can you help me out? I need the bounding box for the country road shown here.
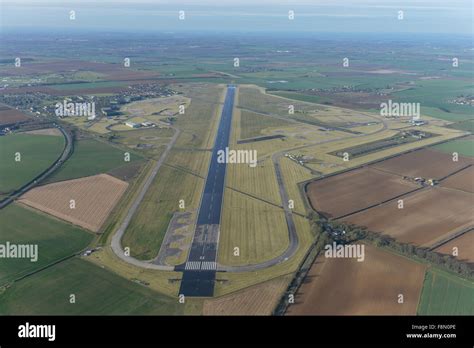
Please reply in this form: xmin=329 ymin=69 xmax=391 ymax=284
xmin=0 ymin=124 xmax=73 ymax=209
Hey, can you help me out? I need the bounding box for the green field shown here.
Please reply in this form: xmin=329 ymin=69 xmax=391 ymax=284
xmin=47 ymin=138 xmax=141 ymax=182
xmin=433 ymin=138 xmax=474 ymax=157
xmin=0 ymin=204 xmax=93 ymax=284
xmin=417 ymin=268 xmax=474 ymax=315
xmin=0 ymin=134 xmax=64 ymax=194
xmin=447 ymin=119 xmax=474 ymax=133
xmin=0 ymin=258 xmax=183 ymax=315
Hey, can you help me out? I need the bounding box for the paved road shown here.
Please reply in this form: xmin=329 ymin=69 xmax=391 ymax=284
xmin=110 ymin=126 xmax=180 ymax=271
xmin=178 ymin=85 xmax=236 ymax=297
xmin=0 ymin=124 xmax=72 ymax=209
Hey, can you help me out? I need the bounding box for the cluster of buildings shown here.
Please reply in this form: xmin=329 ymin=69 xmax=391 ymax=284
xmin=125 ymin=121 xmax=156 ymax=129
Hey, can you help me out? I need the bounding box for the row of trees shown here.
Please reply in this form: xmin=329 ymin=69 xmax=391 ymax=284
xmin=312 ymin=216 xmax=473 ymax=279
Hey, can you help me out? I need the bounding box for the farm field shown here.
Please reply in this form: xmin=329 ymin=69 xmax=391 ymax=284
xmin=0 ymin=105 xmax=30 ymax=125
xmin=433 ymin=138 xmax=474 ymax=158
xmin=447 ymin=119 xmax=474 ymax=133
xmin=417 ymin=268 xmax=474 ymax=315
xmin=0 ymin=133 xmax=65 ymax=194
xmin=20 ymin=174 xmax=128 ymax=232
xmin=0 ymin=257 xmax=183 ymax=315
xmin=343 ymin=187 xmax=474 ymax=247
xmin=440 ymin=165 xmax=474 ymax=193
xmin=435 ymin=231 xmax=474 ymax=264
xmin=0 ymin=204 xmax=92 ymax=284
xmin=46 ymin=138 xmax=140 ymax=183
xmin=286 ymin=244 xmax=426 ymax=315
xmin=203 ymin=275 xmax=290 ymax=315
xmin=371 ymin=148 xmax=473 ymax=180
xmin=307 ymin=167 xmax=418 ymax=219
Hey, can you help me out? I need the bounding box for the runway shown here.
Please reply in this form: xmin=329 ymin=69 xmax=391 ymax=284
xmin=178 ymin=85 xmax=236 ymax=297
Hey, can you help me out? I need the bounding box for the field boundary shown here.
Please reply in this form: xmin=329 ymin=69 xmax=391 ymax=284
xmin=0 ymin=124 xmax=73 ymax=209
xmin=301 ymin=134 xmax=472 ymax=215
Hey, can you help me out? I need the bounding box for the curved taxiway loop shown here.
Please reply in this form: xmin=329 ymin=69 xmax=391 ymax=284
xmin=218 ymin=110 xmax=388 ymax=272
xmin=109 ymin=87 xmax=389 ymax=274
xmin=110 ymin=125 xmax=180 ymax=272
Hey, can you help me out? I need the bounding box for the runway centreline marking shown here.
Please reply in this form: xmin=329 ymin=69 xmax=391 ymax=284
xmin=179 ymin=85 xmax=236 ymax=297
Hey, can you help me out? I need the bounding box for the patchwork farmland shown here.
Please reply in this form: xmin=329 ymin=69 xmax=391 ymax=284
xmin=307 ymin=148 xmax=474 ymax=247
xmin=20 ymin=174 xmax=128 ymax=232
xmin=0 ymin=204 xmax=92 ymax=284
xmin=344 ymin=187 xmax=473 ymax=247
xmin=371 ymin=148 xmax=473 ymax=180
xmin=307 ymin=167 xmax=418 ymax=219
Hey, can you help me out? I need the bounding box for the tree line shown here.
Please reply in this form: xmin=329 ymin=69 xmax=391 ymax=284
xmin=309 ymin=213 xmax=473 ymax=279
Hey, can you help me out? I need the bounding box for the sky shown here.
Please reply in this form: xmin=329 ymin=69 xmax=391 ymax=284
xmin=0 ymin=0 xmax=472 ymax=35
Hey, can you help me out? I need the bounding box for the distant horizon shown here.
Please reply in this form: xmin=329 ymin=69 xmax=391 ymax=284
xmin=1 ymin=0 xmax=472 ymax=35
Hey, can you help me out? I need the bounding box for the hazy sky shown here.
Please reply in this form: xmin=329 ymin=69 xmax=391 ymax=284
xmin=1 ymin=0 xmax=472 ymax=35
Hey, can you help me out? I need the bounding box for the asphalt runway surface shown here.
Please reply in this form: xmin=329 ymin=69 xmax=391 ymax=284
xmin=178 ymin=85 xmax=235 ymax=297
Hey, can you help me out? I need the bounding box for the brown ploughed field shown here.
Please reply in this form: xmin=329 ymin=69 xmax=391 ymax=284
xmin=435 ymin=231 xmax=474 ymax=264
xmin=440 ymin=165 xmax=474 ymax=193
xmin=372 ymin=148 xmax=473 ymax=180
xmin=286 ymin=244 xmax=426 ymax=315
xmin=343 ymin=187 xmax=474 ymax=247
xmin=19 ymin=174 xmax=128 ymax=232
xmin=307 ymin=167 xmax=418 ymax=218
xmin=0 ymin=105 xmax=30 ymax=125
